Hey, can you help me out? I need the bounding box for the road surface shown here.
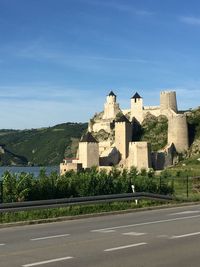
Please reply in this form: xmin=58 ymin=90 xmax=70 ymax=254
xmin=0 ymin=204 xmax=200 ymax=266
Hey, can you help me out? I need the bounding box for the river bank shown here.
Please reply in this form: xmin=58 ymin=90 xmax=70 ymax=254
xmin=0 ymin=166 xmax=59 ymax=178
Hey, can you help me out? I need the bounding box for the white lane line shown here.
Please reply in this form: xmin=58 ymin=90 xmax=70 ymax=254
xmin=0 ymin=243 xmax=5 ymax=246
xmin=30 ymin=234 xmax=70 ymax=241
xmin=91 ymin=214 xmax=200 ymax=232
xmin=22 ymin=256 xmax=73 ymax=267
xmin=122 ymin=232 xmax=146 ymax=236
xmin=169 ymin=211 xmax=200 ymax=216
xmin=104 ymin=242 xmax=147 ymax=252
xmin=171 ymin=232 xmax=200 ymax=239
xmin=98 ymin=230 xmax=116 ymax=233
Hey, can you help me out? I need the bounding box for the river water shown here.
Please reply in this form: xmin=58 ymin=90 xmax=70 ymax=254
xmin=0 ymin=166 xmax=59 ymax=178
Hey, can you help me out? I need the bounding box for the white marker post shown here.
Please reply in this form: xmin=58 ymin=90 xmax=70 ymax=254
xmin=131 ymin=185 xmax=138 ymax=205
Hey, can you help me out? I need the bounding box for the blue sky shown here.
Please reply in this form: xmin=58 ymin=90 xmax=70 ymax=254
xmin=0 ymin=0 xmax=200 ymax=129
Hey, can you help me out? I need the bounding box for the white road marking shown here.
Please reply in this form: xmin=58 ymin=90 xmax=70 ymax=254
xmin=91 ymin=214 xmax=200 ymax=232
xmin=122 ymin=232 xmax=146 ymax=236
xmin=169 ymin=211 xmax=200 ymax=216
xmin=104 ymin=242 xmax=147 ymax=252
xmin=0 ymin=243 xmax=5 ymax=246
xmin=171 ymin=231 xmax=200 ymax=239
xmin=22 ymin=256 xmax=73 ymax=267
xmin=98 ymin=230 xmax=116 ymax=233
xmin=30 ymin=234 xmax=70 ymax=241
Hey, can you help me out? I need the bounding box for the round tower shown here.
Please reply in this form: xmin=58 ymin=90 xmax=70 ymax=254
xmin=168 ymin=114 xmax=189 ymax=153
xmin=160 ymin=91 xmax=178 ymax=113
xmin=130 ymin=92 xmax=143 ymax=123
xmin=103 ymin=91 xmax=120 ymax=119
xmin=106 ymin=90 xmax=116 ymax=104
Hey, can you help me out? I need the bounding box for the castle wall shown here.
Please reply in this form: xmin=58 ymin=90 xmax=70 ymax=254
xmin=78 ymin=142 xmax=99 ymax=168
xmin=168 ymin=113 xmax=189 ymax=153
xmin=60 ymin=162 xmax=82 ymax=175
xmin=92 ymin=121 xmax=112 ymax=133
xmin=151 ymin=143 xmax=177 ymax=170
xmin=143 ymin=106 xmax=161 ymax=118
xmin=160 ymin=91 xmax=178 ymax=113
xmin=99 ymin=141 xmax=112 ymax=154
xmin=99 ymin=147 xmax=120 ymax=166
xmin=128 ymin=142 xmax=152 ymax=170
xmin=115 ymin=122 xmax=132 ymax=159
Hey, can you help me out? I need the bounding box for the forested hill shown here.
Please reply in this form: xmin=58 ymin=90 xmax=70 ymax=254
xmin=0 ymin=123 xmax=87 ymax=166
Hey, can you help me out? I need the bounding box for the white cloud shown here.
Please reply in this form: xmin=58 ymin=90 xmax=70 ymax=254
xmin=179 ymin=16 xmax=200 ymax=25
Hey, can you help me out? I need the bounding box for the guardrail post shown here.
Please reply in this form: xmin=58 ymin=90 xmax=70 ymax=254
xmin=131 ymin=185 xmax=138 ymax=205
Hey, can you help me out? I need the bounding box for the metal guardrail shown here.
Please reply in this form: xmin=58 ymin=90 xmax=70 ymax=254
xmin=0 ymin=192 xmax=173 ymax=213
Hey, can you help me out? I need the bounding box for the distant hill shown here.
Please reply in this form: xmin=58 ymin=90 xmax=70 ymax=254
xmin=0 ymin=123 xmax=87 ymax=166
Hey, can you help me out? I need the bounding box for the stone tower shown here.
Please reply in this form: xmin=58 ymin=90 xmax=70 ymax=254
xmin=128 ymin=142 xmax=152 ymax=170
xmin=103 ymin=91 xmax=120 ymax=119
xmin=168 ymin=114 xmax=189 ymax=153
xmin=130 ymin=92 xmax=143 ymax=123
xmin=78 ymin=132 xmax=99 ymax=168
xmin=115 ymin=115 xmax=132 ymax=160
xmin=160 ymin=91 xmax=178 ymax=113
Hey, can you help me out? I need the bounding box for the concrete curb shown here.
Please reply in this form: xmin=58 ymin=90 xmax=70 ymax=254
xmin=0 ymin=201 xmax=200 ymax=229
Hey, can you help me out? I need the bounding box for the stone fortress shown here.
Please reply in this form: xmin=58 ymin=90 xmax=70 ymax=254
xmin=60 ymin=90 xmax=189 ymax=174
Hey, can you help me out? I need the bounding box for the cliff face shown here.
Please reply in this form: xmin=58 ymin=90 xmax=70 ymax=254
xmin=190 ymin=139 xmax=200 ymax=156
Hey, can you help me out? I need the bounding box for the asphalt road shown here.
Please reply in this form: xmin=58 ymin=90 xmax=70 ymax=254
xmin=1 ymin=204 xmax=200 ymax=267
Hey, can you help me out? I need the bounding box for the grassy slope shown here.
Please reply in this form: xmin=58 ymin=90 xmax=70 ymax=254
xmin=141 ymin=114 xmax=168 ymax=151
xmin=0 ymin=123 xmax=87 ymax=166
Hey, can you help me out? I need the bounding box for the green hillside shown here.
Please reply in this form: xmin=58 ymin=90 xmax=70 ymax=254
xmin=0 ymin=123 xmax=87 ymax=166
xmin=0 ymin=145 xmax=28 ymax=166
xmin=141 ymin=114 xmax=168 ymax=151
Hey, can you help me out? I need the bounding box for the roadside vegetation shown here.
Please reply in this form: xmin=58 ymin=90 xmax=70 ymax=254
xmin=1 ymin=167 xmax=174 ymax=203
xmin=0 ymin=167 xmax=200 ymax=224
xmin=0 ymin=200 xmax=166 ymax=224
